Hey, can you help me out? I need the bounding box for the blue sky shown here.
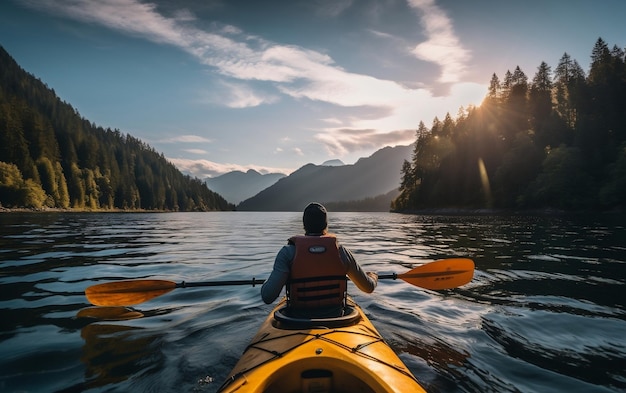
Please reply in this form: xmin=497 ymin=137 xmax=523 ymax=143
xmin=1 ymin=0 xmax=625 ymax=178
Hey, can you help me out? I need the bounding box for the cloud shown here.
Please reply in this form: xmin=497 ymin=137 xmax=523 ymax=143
xmin=167 ymin=157 xmax=291 ymax=178
xmin=20 ymin=0 xmax=189 ymax=46
xmin=23 ymin=0 xmax=483 ymax=157
xmin=368 ymin=29 xmax=398 ymax=40
xmin=314 ymin=128 xmax=416 ymax=156
xmin=407 ymin=0 xmax=471 ymax=83
xmin=160 ymin=134 xmax=212 ymax=143
xmin=273 ymin=146 xmax=304 ymax=157
xmin=321 ymin=117 xmax=344 ymax=125
xmin=25 ymin=0 xmax=474 ymax=98
xmin=183 ymin=149 xmax=207 ymax=154
xmin=173 ymin=8 xmax=195 ymax=22
xmin=197 ymin=80 xmax=280 ymax=108
xmin=310 ymin=81 xmax=485 ymax=155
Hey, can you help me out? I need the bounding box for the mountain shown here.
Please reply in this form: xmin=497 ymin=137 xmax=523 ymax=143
xmin=0 ymin=45 xmax=233 ymax=211
xmin=205 ymin=169 xmax=285 ymax=204
xmin=237 ymin=144 xmax=412 ymax=211
xmin=321 ymin=159 xmax=345 ymax=166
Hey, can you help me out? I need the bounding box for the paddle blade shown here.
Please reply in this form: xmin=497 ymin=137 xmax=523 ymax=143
xmin=398 ymin=258 xmax=474 ymax=290
xmin=85 ymin=279 xmax=177 ymax=306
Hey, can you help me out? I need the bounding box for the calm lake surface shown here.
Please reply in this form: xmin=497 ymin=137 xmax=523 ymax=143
xmin=1 ymin=211 xmax=625 ymax=393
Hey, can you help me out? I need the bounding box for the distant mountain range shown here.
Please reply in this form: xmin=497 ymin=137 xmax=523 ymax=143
xmin=205 ymin=169 xmax=286 ymax=204
xmin=236 ymin=144 xmax=412 ymax=211
xmin=321 ymin=159 xmax=345 ymax=166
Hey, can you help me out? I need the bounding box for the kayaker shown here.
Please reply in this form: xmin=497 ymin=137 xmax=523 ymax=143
xmin=261 ymin=202 xmax=378 ymax=317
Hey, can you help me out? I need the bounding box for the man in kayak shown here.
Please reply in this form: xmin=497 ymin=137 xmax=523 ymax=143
xmin=261 ymin=202 xmax=378 ymax=317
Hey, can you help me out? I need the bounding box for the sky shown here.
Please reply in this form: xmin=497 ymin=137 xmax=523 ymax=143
xmin=1 ymin=0 xmax=625 ymax=178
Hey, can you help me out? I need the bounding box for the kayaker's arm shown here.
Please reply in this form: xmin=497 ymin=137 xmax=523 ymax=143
xmin=340 ymin=246 xmax=378 ymax=293
xmin=261 ymin=245 xmax=294 ymax=304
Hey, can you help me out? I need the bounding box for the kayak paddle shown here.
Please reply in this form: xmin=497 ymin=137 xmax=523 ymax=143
xmin=85 ymin=258 xmax=474 ymax=306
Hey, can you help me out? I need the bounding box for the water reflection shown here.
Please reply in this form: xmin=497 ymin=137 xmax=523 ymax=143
xmin=77 ymin=307 xmax=144 ymax=321
xmin=74 ymin=304 xmax=179 ymax=391
xmin=80 ymin=323 xmax=163 ymax=390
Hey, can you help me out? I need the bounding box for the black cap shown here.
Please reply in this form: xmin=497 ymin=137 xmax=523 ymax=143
xmin=303 ymin=202 xmax=328 ymax=234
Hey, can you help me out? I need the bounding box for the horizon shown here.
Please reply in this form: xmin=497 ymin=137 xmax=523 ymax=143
xmin=1 ymin=0 xmax=625 ymax=178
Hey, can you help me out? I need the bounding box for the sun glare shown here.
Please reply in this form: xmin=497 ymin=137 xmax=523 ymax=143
xmin=478 ymin=158 xmax=492 ymax=207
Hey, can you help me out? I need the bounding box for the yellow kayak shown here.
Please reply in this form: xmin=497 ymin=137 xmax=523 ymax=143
xmin=217 ymin=297 xmax=426 ymax=393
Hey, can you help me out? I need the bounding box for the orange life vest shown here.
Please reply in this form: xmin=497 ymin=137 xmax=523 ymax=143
xmin=286 ymin=235 xmax=348 ymax=311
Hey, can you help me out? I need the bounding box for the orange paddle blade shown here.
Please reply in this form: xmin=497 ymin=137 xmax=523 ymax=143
xmin=397 ymin=258 xmax=474 ymax=290
xmin=85 ymin=279 xmax=177 ymax=306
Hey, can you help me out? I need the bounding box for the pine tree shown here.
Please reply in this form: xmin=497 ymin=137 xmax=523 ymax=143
xmin=529 ymin=61 xmax=560 ymax=148
xmin=554 ymin=52 xmax=585 ymax=128
xmin=487 ymin=73 xmax=501 ymax=101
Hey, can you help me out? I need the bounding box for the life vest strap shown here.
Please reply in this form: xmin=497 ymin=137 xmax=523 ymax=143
xmin=296 ymin=292 xmax=341 ymax=302
xmin=297 ymin=283 xmax=341 ymax=293
xmin=287 ymin=275 xmax=347 ymax=284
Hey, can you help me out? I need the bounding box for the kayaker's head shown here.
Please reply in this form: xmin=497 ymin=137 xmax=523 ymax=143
xmin=303 ymin=202 xmax=328 ymax=235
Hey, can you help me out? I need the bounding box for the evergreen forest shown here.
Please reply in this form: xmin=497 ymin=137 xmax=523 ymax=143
xmin=0 ymin=46 xmax=233 ymax=211
xmin=393 ymin=38 xmax=626 ymax=212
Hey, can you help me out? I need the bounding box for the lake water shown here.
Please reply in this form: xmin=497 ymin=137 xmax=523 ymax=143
xmin=1 ymin=211 xmax=625 ymax=393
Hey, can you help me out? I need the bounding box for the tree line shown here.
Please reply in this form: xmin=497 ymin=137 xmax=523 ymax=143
xmin=393 ymin=38 xmax=626 ymax=212
xmin=0 ymin=46 xmax=233 ymax=211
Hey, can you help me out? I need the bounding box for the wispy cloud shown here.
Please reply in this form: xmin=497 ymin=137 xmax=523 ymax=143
xmin=167 ymin=157 xmax=291 ymax=178
xmin=20 ymin=0 xmax=189 ymax=46
xmin=22 ymin=0 xmax=482 ymax=156
xmin=183 ymin=149 xmax=207 ymax=155
xmin=23 ymin=0 xmax=474 ymax=92
xmin=312 ymin=81 xmax=485 ymax=154
xmin=407 ymin=0 xmax=470 ymax=83
xmin=197 ymin=80 xmax=279 ymax=108
xmin=315 ymin=128 xmax=416 ymax=156
xmin=160 ymin=134 xmax=212 ymax=143
xmin=274 ymin=146 xmax=304 ymax=157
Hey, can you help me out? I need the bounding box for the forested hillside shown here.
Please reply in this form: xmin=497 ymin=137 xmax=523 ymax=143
xmin=394 ymin=38 xmax=626 ymax=212
xmin=0 ymin=46 xmax=233 ymax=211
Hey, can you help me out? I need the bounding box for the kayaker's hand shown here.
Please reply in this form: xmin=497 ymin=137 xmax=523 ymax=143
xmin=366 ymin=272 xmax=378 ymax=284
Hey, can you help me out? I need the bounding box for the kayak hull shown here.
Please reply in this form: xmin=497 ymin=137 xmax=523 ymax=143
xmin=218 ymin=298 xmax=426 ymax=393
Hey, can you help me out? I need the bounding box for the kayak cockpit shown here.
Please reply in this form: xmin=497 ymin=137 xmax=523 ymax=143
xmin=273 ymin=305 xmax=361 ymax=329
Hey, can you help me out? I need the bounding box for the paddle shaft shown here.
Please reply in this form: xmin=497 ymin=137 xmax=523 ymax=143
xmin=176 ymin=274 xmax=447 ymax=287
xmin=378 ymin=270 xmax=471 ymax=280
xmin=177 ymin=278 xmax=265 ymax=288
xmin=175 ymin=268 xmax=468 ymax=288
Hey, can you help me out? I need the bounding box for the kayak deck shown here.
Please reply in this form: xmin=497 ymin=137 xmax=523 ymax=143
xmin=217 ymin=298 xmax=426 ymax=393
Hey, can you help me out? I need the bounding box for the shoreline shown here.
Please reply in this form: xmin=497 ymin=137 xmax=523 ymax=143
xmin=391 ymin=207 xmax=625 ymax=216
xmin=0 ymin=206 xmax=179 ymax=213
xmin=2 ymin=206 xmax=623 ymax=215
